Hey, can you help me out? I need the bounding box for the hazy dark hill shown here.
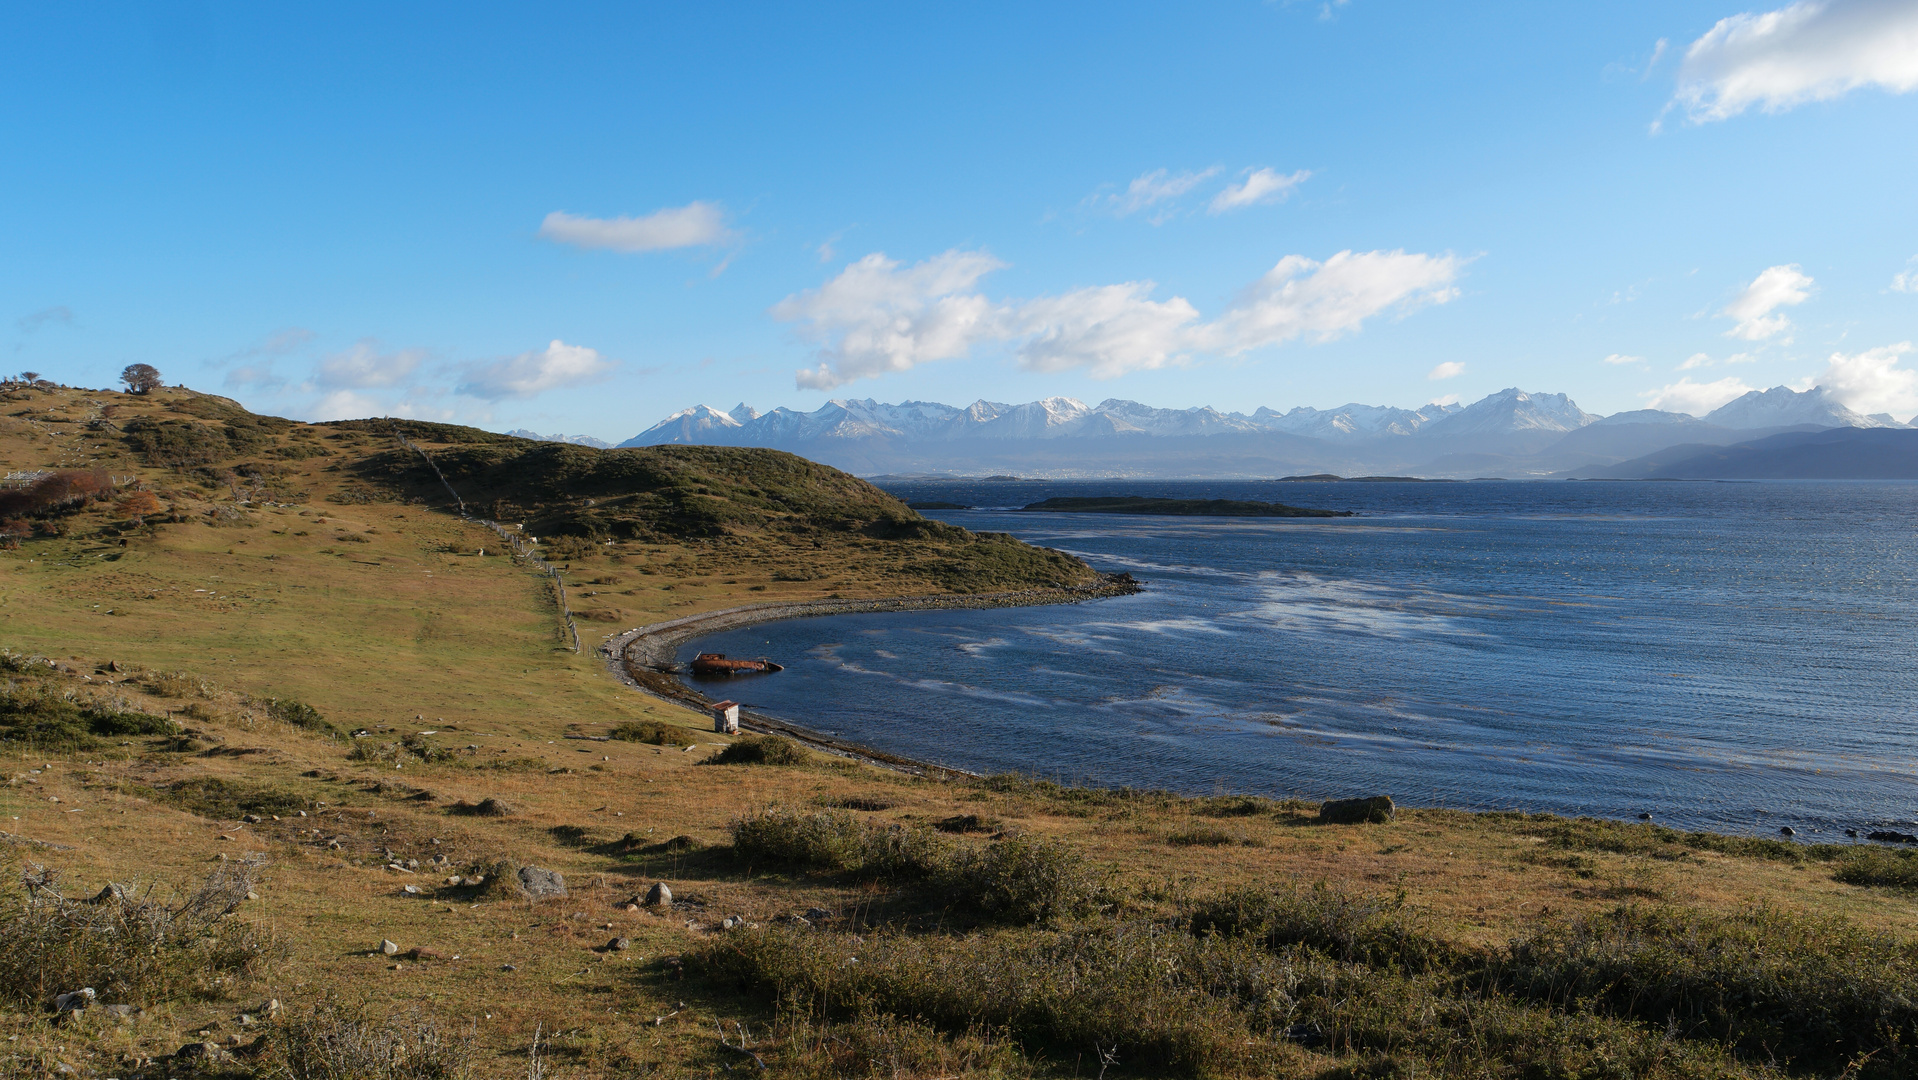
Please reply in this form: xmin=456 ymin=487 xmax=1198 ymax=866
xmin=1589 ymin=428 xmax=1918 ymax=480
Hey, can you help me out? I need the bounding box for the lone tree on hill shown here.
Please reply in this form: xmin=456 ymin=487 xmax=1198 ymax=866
xmin=19 ymin=372 xmax=39 ymax=384
xmin=121 ymin=363 xmax=162 ymax=394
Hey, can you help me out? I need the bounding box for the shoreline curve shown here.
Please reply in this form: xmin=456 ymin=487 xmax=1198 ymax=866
xmin=598 ymin=572 xmax=1141 ymax=775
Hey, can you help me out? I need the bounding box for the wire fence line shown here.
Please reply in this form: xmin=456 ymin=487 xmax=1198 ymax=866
xmin=389 ymin=423 xmax=582 ymax=653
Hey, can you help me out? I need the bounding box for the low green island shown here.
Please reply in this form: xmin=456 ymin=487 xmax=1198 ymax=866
xmin=1019 ymin=495 xmax=1354 ymax=517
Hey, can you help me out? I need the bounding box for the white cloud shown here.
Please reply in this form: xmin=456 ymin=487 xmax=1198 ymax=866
xmin=1094 ymin=168 xmax=1221 ymax=219
xmin=538 ymin=202 xmax=731 ymax=252
xmin=305 ymin=389 xmax=386 ymax=422
xmin=315 ymin=339 xmax=426 ymax=389
xmin=16 ymin=306 xmax=74 ymax=333
xmin=457 ymin=340 xmax=615 ymax=400
xmin=1602 ymin=353 xmax=1646 ymax=365
xmin=777 ymin=251 xmax=1008 ymax=390
xmin=1673 ymin=0 xmax=1918 ymax=122
xmin=1641 ymin=375 xmax=1759 ymax=414
xmin=1012 ymin=284 xmax=1202 ymax=378
xmin=1209 ymin=168 xmax=1311 ymax=213
xmin=1892 ymin=256 xmax=1918 ymax=292
xmin=1721 ymin=263 xmax=1813 ymax=339
xmin=1816 ymin=341 xmax=1918 ymax=416
xmin=1204 ymin=250 xmax=1464 ymax=355
xmin=1429 ymin=393 xmax=1461 ymax=406
xmin=1679 ymin=352 xmax=1714 ymax=369
xmin=1427 ymin=361 xmax=1466 ymax=380
xmin=776 ymin=247 xmax=1464 ymax=389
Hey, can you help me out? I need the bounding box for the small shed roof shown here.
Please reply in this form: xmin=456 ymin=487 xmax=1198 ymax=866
xmin=710 ymin=700 xmax=740 ymax=711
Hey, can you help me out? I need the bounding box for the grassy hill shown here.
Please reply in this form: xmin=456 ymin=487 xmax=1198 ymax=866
xmin=2 ymin=381 xmax=1917 ymax=1079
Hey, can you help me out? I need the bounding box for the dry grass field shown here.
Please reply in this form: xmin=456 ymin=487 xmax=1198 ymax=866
xmin=3 ymin=381 xmax=1917 ymax=1079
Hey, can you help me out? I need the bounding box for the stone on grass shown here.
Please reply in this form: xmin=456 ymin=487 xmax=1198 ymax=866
xmin=1318 ymin=796 xmax=1396 ymax=825
xmin=644 ymin=882 xmax=672 ymax=908
xmin=607 ymin=936 xmax=630 ymax=951
xmin=379 ymin=939 xmax=400 ymax=956
xmin=516 ymin=865 xmax=568 ymax=900
xmin=174 ymin=1042 xmax=232 ymax=1065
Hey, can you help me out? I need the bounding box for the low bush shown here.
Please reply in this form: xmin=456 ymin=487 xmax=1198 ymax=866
xmin=729 ymin=807 xmax=1098 ymax=923
xmin=161 ymin=776 xmax=308 ymax=819
xmin=709 ymin=734 xmax=808 ymax=766
xmin=607 ymin=719 xmax=696 ymax=746
xmin=1832 ymin=846 xmax=1918 ymax=890
xmin=0 ymin=859 xmax=274 ymax=1009
xmin=1498 ymin=902 xmax=1918 ymax=1074
xmin=272 ymin=996 xmax=475 ymax=1080
xmin=0 ymin=686 xmax=178 ymax=750
xmin=1187 ymin=881 xmax=1456 ymax=973
xmin=1167 ymin=825 xmax=1237 ymax=846
xmin=259 ymin=696 xmax=338 ymax=738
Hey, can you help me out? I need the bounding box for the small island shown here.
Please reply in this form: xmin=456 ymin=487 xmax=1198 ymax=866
xmin=1019 ymin=495 xmax=1353 ymax=517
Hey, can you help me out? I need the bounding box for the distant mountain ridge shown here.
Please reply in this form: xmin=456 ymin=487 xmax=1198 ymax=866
xmin=601 ymin=385 xmax=1911 ymax=480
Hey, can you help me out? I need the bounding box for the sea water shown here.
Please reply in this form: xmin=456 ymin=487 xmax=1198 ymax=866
xmin=678 ymin=479 xmax=1918 ymax=836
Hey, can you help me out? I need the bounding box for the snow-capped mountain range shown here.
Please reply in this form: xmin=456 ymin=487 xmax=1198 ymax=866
xmin=508 ymin=385 xmax=1906 ymax=479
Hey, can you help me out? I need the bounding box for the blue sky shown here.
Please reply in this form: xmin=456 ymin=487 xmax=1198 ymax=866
xmin=5 ymin=1 xmax=1917 ymax=437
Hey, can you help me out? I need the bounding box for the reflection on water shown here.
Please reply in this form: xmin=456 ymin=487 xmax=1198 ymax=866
xmin=678 ymin=480 xmax=1918 ymax=837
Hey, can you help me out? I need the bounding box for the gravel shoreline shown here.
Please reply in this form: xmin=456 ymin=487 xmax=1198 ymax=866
xmin=598 ymin=572 xmax=1140 ymax=774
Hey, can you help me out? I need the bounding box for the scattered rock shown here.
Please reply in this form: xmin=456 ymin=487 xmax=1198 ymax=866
xmin=1318 ymin=796 xmax=1396 ymax=825
xmin=446 ymin=876 xmax=463 ymax=886
xmin=1846 ymin=828 xmax=1860 ymax=838
xmin=1868 ymin=830 xmax=1918 ymax=843
xmin=53 ymin=988 xmax=96 ymax=1012
xmin=720 ymin=916 xmax=742 ymax=931
xmin=645 ymin=882 xmax=673 ymax=908
xmin=402 ymin=884 xmax=423 ymax=895
xmin=86 ymin=883 xmax=133 ymax=905
xmin=803 ymin=907 xmax=834 ymax=922
xmin=379 ymin=939 xmax=400 ymax=956
xmin=1779 ymin=826 xmax=1796 ymax=837
xmin=500 ymin=964 xmax=518 ymax=972
xmin=623 ymin=903 xmax=640 ymax=913
xmin=463 ymin=875 xmax=485 ymax=887
xmin=1637 ymin=813 xmax=1653 ymax=821
xmin=607 ymin=936 xmax=631 ymax=951
xmin=242 ymin=814 xmax=262 ymax=824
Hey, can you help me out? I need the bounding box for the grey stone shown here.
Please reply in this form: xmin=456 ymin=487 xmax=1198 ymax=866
xmin=1780 ymin=826 xmax=1796 ymax=837
xmin=645 ymin=882 xmax=673 ymax=908
xmin=1318 ymin=796 xmax=1396 ymax=825
xmin=803 ymin=907 xmax=834 ymax=922
xmin=52 ymin=988 xmax=96 ymax=1012
xmin=379 ymin=939 xmax=400 ymax=956
xmin=242 ymin=814 xmax=262 ymax=824
xmin=402 ymin=884 xmax=422 ymax=895
xmin=516 ymin=865 xmax=568 ymax=900
xmin=174 ymin=1042 xmax=232 ymax=1065
xmin=607 ymin=936 xmax=631 ymax=951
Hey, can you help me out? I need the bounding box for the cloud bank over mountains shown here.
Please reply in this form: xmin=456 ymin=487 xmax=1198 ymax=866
xmin=777 ymin=248 xmax=1464 ymax=390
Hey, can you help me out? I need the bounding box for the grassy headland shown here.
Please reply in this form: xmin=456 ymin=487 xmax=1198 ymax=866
xmin=1 ymin=381 xmax=1916 ymax=1079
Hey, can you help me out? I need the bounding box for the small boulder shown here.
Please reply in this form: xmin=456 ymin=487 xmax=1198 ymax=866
xmin=644 ymin=882 xmax=673 ymax=908
xmin=174 ymin=1042 xmax=232 ymax=1066
xmin=379 ymin=939 xmax=400 ymax=956
xmin=402 ymin=885 xmax=422 ymax=895
xmin=607 ymin=936 xmax=631 ymax=951
xmin=52 ymin=988 xmax=96 ymax=1012
xmin=1779 ymin=826 xmax=1796 ymax=837
xmin=242 ymin=814 xmax=263 ymax=824
xmin=516 ymin=865 xmax=568 ymax=900
xmin=1318 ymin=796 xmax=1396 ymax=825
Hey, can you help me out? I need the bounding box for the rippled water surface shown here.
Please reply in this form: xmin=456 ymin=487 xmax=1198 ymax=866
xmin=679 ymin=480 xmax=1918 ymax=835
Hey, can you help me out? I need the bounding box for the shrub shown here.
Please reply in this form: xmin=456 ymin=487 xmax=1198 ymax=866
xmin=1498 ymin=902 xmax=1918 ymax=1073
xmin=1832 ymin=846 xmax=1918 ymax=890
xmin=259 ymin=696 xmax=338 ymax=737
xmin=709 ymin=734 xmax=808 ymax=766
xmin=161 ymin=777 xmax=308 ymax=819
xmin=272 ymin=996 xmax=475 ymax=1080
xmin=728 ymin=807 xmax=1096 ymax=923
xmin=1187 ymin=881 xmax=1455 ymax=972
xmin=608 ymin=719 xmax=696 ymax=746
xmin=0 ymin=686 xmax=177 ymax=750
xmin=0 ymin=858 xmax=273 ymax=1009
xmin=1167 ymin=826 xmax=1236 ymax=846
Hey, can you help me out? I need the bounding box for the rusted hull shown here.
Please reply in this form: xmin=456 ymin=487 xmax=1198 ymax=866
xmin=690 ymin=652 xmax=784 ymax=676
